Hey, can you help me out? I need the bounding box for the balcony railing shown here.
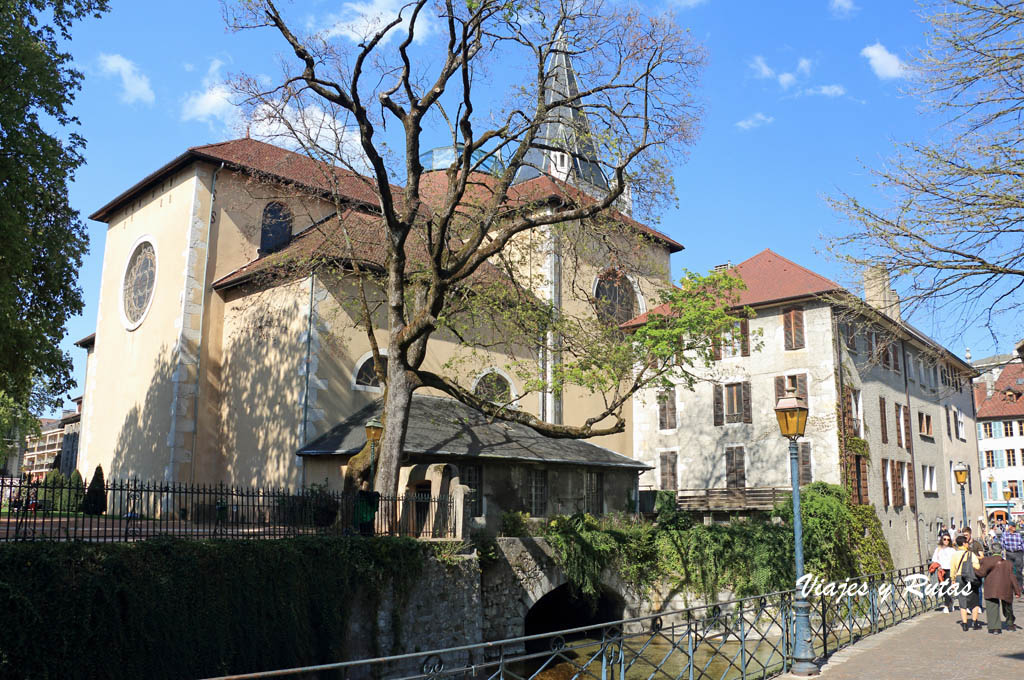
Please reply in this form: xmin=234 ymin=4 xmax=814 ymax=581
xmin=675 ymin=486 xmax=790 ymax=511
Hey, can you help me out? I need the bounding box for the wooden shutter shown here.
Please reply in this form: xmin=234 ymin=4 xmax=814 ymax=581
xmin=726 ymin=447 xmax=746 ymax=488
xmin=879 ymin=397 xmax=888 ymax=444
xmin=740 ymin=319 xmax=750 ymax=357
xmin=903 ymin=405 xmax=913 ymax=451
xmin=892 ymin=346 xmax=900 ymax=373
xmin=893 ymin=462 xmax=904 ymax=508
xmin=713 ymin=384 xmax=724 ymax=426
xmin=881 ymin=344 xmax=891 ymax=369
xmin=857 ymin=455 xmax=870 ymax=504
xmin=881 ymin=458 xmax=890 ymax=508
xmin=775 ymin=376 xmax=786 ymax=401
xmin=784 ymin=310 xmax=794 ymax=350
xmin=742 ymin=381 xmax=752 ymax=424
xmin=792 ymin=308 xmax=805 ymax=349
xmin=798 ymin=442 xmax=812 ymax=486
xmin=713 ymin=337 xmax=722 ymax=361
xmin=907 ymin=462 xmax=917 ymax=510
xmin=659 ymin=451 xmax=677 ymax=490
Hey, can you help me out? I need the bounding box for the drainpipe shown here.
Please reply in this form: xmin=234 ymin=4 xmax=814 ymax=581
xmin=900 ymin=338 xmax=924 ymax=565
xmin=191 ymin=161 xmax=224 ymax=484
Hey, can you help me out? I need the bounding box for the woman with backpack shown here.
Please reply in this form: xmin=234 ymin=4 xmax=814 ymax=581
xmin=951 ymin=535 xmax=982 ymax=631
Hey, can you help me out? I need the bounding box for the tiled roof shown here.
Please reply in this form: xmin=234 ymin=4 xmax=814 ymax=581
xmin=298 ymin=394 xmax=649 ymax=469
xmin=622 ymin=248 xmax=842 ymax=328
xmin=212 ymin=207 xmax=510 ymax=291
xmin=90 ymin=138 xmax=382 ymax=221
xmin=976 ymin=363 xmax=1024 ymax=418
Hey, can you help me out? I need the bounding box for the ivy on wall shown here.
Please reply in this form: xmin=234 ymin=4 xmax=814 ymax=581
xmin=543 ymin=483 xmax=894 ymax=603
xmin=0 ymin=536 xmax=426 ymax=679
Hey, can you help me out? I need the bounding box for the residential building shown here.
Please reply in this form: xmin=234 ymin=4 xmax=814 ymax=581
xmin=629 ymin=249 xmax=983 ymax=568
xmin=73 ymin=46 xmax=670 ymax=521
xmin=21 ymin=418 xmax=65 ymax=482
xmin=973 ymin=360 xmax=1024 ymax=523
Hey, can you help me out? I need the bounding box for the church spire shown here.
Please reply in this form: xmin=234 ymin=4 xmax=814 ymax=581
xmin=513 ymin=34 xmax=610 ymax=195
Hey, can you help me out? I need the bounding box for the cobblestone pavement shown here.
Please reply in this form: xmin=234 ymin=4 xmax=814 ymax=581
xmin=782 ymin=600 xmax=1024 ymax=679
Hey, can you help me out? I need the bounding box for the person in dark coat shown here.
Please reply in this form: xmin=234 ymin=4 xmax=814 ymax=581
xmin=975 ymin=555 xmax=1022 ymax=634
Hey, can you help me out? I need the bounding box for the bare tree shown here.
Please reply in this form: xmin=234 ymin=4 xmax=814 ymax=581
xmin=224 ymin=0 xmax=741 ymax=495
xmin=827 ymin=0 xmax=1024 ymax=340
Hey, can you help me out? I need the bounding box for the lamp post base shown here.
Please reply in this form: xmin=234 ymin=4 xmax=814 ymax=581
xmin=790 ymin=599 xmax=820 ymax=676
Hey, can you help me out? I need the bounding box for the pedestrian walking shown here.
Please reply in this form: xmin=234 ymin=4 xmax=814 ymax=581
xmin=1000 ymin=521 xmax=1023 ymax=585
xmin=961 ymin=526 xmax=985 ymax=556
xmin=951 ymin=535 xmax=982 ymax=631
xmin=930 ymin=534 xmax=956 ymax=612
xmin=975 ymin=555 xmax=1022 ymax=635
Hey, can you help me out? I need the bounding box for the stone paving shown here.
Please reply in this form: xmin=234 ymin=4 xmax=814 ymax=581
xmin=781 ymin=599 xmax=1024 ymax=679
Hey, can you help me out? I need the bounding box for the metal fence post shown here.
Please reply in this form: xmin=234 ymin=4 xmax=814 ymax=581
xmin=738 ymin=600 xmax=747 ymax=679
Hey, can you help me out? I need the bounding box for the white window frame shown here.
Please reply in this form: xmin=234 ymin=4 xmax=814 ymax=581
xmin=884 ymin=459 xmax=893 ymax=507
xmin=120 ymin=234 xmax=159 ymax=331
xmin=353 ymin=350 xmax=388 ymax=393
xmin=851 ymin=389 xmax=863 ymax=437
xmin=657 ymin=447 xmax=679 ymax=491
xmin=902 ymin=462 xmax=910 ymax=506
xmin=956 ymin=409 xmax=966 ymax=441
xmin=472 ymin=368 xmax=520 ymax=408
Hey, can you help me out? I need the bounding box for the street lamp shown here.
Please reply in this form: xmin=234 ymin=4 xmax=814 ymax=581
xmin=774 ymin=387 xmax=817 ymax=677
xmin=953 ymin=462 xmax=969 ymax=530
xmin=365 ymin=416 xmax=384 ymax=483
xmin=1003 ymin=487 xmax=1013 ymax=522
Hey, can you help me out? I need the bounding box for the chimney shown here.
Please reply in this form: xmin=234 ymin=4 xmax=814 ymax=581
xmin=863 ymin=266 xmax=901 ymax=321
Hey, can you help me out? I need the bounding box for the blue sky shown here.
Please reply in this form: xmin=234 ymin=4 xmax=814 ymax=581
xmin=54 ymin=0 xmax=1000 ymax=413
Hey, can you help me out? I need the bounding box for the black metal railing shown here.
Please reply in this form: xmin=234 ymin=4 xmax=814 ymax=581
xmin=0 ymin=477 xmax=457 ymax=542
xmin=197 ymin=563 xmax=939 ymax=680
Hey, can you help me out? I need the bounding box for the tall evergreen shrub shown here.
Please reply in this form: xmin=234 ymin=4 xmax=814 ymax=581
xmin=82 ymin=465 xmax=106 ymax=515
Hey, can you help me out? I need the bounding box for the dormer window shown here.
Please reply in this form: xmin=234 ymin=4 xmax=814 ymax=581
xmin=259 ymin=201 xmax=292 ymax=255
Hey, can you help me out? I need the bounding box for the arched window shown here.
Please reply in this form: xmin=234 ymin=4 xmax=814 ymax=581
xmin=474 ymin=372 xmax=513 ymax=405
xmin=259 ymin=201 xmax=292 ymax=255
xmin=355 ymin=355 xmax=387 ymax=390
xmin=594 ymin=269 xmax=639 ymax=326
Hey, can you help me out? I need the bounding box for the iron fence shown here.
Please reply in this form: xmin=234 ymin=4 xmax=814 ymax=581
xmin=0 ymin=476 xmax=457 ymax=542
xmin=200 ymin=563 xmax=939 ymax=680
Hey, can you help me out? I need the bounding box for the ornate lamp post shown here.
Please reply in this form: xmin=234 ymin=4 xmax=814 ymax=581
xmin=1003 ymin=487 xmax=1013 ymax=523
xmin=774 ymin=388 xmax=817 ymax=677
xmin=365 ymin=417 xmax=384 ymax=482
xmin=953 ymin=462 xmax=969 ymax=530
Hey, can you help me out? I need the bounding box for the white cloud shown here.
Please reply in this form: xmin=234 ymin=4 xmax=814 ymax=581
xmin=750 ymin=56 xmax=775 ymax=79
xmin=750 ymin=56 xmax=810 ymax=89
xmin=323 ymin=0 xmax=436 ymax=44
xmin=181 ymin=59 xmax=237 ymax=127
xmin=860 ymin=42 xmax=907 ymax=79
xmin=672 ymin=0 xmax=709 ymax=7
xmin=804 ymin=84 xmax=846 ymax=97
xmin=830 ymin=0 xmax=857 ymax=16
xmin=735 ymin=112 xmax=774 ymax=130
xmin=97 ymin=53 xmax=154 ymax=105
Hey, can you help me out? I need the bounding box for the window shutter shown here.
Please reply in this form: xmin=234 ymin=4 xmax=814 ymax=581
xmin=740 ymin=319 xmax=750 ymax=357
xmin=903 ymin=405 xmax=912 ymax=452
xmin=713 ymin=385 xmax=724 ymax=426
xmin=892 ymin=346 xmax=900 ymax=373
xmin=882 ymin=344 xmax=891 ymax=369
xmin=882 ymin=458 xmax=890 ymax=508
xmin=879 ymin=397 xmax=888 ymax=444
xmin=775 ymin=376 xmax=786 ymax=401
xmin=907 ymin=462 xmax=917 ymax=510
xmin=784 ymin=310 xmax=793 ymax=350
xmin=892 ymin=461 xmax=902 ymax=507
xmin=798 ymin=442 xmax=812 ymax=486
xmin=796 ymin=374 xmax=808 ymax=401
xmin=858 ymin=455 xmax=870 ymax=504
xmin=713 ymin=337 xmax=722 ymax=361
xmin=895 ymin=404 xmax=903 ymax=448
xmin=742 ymin=381 xmax=752 ymax=424
xmin=726 ymin=447 xmax=746 ymax=488
xmin=792 ymin=309 xmax=805 ymax=349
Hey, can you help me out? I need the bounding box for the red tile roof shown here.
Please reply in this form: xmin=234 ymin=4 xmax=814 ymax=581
xmin=622 ymin=248 xmax=843 ymax=327
xmin=976 ymin=363 xmax=1024 ymax=418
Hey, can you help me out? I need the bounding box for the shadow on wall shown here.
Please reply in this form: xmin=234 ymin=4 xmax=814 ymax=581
xmin=109 ymin=345 xmax=176 ymax=482
xmin=524 ymin=583 xmax=625 ymax=654
xmin=217 ymin=286 xmax=308 ymax=489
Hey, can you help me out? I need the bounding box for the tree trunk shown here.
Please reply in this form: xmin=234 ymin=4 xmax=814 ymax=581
xmin=374 ymin=371 xmax=414 ymax=497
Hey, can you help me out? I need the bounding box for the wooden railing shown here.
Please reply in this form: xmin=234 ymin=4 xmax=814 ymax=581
xmin=675 ymin=486 xmax=790 ymax=511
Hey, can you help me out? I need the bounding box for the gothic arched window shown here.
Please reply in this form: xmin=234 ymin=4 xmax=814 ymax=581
xmin=259 ymin=201 xmax=292 ymax=255
xmin=355 ymin=355 xmax=387 ymax=390
xmin=474 ymin=372 xmax=513 ymax=405
xmin=594 ymin=269 xmax=638 ymax=326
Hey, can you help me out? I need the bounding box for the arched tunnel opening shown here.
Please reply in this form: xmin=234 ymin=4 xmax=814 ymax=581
xmin=523 ymin=583 xmax=625 ymax=654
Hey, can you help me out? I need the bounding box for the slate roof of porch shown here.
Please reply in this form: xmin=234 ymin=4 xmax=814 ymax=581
xmin=297 ymin=394 xmax=649 ymax=470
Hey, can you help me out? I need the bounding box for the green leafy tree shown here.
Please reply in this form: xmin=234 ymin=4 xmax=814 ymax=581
xmin=40 ymin=469 xmax=65 ymax=510
xmin=82 ymin=464 xmax=106 ymax=515
xmin=0 ymin=0 xmax=109 ymax=415
xmin=68 ymin=468 xmax=85 ymax=511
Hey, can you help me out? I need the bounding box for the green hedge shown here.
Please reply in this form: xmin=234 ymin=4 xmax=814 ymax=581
xmin=0 ymin=536 xmax=424 ymax=679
